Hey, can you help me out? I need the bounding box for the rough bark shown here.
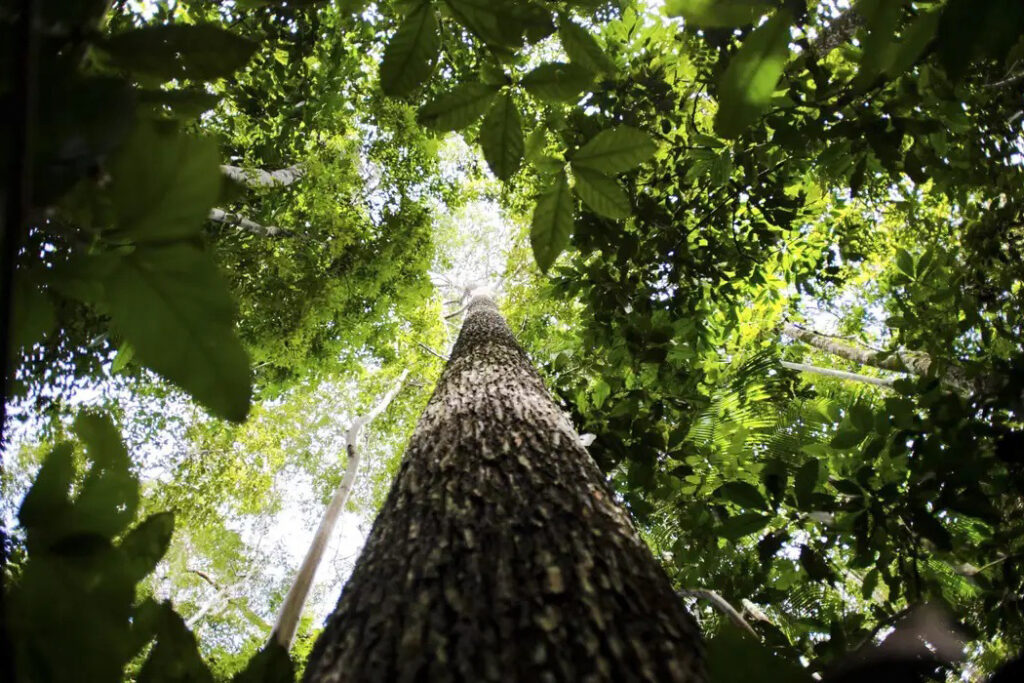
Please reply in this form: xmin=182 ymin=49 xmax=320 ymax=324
xmin=271 ymin=370 xmax=409 ymax=649
xmin=220 ymin=163 xmax=305 ymax=189
xmin=208 ymin=208 xmax=290 ymax=237
xmin=780 ymin=360 xmax=896 ymax=388
xmin=303 ymin=295 xmax=704 ymax=683
xmin=782 ymin=324 xmax=976 ymax=395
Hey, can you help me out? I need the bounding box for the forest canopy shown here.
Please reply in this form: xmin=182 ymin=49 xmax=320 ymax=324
xmin=2 ymin=0 xmax=1024 ymax=681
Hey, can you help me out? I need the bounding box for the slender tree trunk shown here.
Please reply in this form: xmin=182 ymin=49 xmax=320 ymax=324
xmin=782 ymin=324 xmax=975 ymax=395
xmin=303 ymin=294 xmax=704 ymax=682
xmin=221 ymin=164 xmax=305 ymax=189
xmin=208 ymin=208 xmax=290 ymax=237
xmin=780 ymin=360 xmax=896 ymax=388
xmin=271 ymin=370 xmax=409 ymax=649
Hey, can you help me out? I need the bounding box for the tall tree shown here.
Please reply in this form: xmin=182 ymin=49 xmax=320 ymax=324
xmin=303 ymin=293 xmax=705 ymax=682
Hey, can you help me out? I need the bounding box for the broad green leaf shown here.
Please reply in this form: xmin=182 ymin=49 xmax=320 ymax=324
xmin=830 ymin=428 xmax=866 ymax=450
xmin=120 ymin=512 xmax=175 ymax=583
xmin=137 ymin=602 xmax=215 ymax=683
xmin=570 ymin=126 xmax=657 ymax=174
xmin=380 ymin=3 xmax=440 ymax=96
xmin=418 ymin=83 xmax=499 ymax=131
xmin=794 ymin=458 xmax=819 ymax=509
xmin=522 ymin=62 xmax=594 ymax=103
xmin=10 ymin=277 xmax=55 ymax=351
xmin=558 ymin=19 xmax=615 ymax=74
xmin=714 ymin=10 xmax=793 ymax=138
xmin=107 ymin=123 xmax=221 ymax=243
xmin=232 ymin=643 xmax=295 ymax=683
xmin=895 ymin=248 xmax=915 ymax=277
xmin=19 ymin=442 xmax=75 ymax=530
xmin=716 ymin=512 xmax=772 ymax=539
xmin=707 ymin=625 xmax=813 ymax=683
xmin=530 ymin=170 xmax=574 ymax=273
xmin=665 ymin=0 xmax=771 ymax=28
xmin=480 ymin=93 xmax=524 ymax=180
xmin=111 ymin=344 xmax=135 ymax=374
xmin=73 ymin=412 xmax=139 ymax=538
xmin=103 ymin=245 xmax=252 ymax=422
xmin=849 ymin=405 xmax=875 ymax=432
xmin=861 ymin=568 xmax=880 ymax=600
xmin=799 ymin=545 xmax=834 ymax=582
xmin=592 ymin=378 xmax=611 ymax=408
xmin=571 ymin=165 xmax=630 ymax=219
xmin=887 ymin=8 xmax=939 ymax=77
xmin=715 ymin=482 xmax=768 ymax=510
xmin=101 ymin=24 xmax=257 ymax=81
xmin=137 ymin=89 xmax=221 ymax=119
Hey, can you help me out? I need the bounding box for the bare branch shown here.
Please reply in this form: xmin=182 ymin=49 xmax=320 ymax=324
xmin=208 ymin=208 xmax=291 ymax=237
xmin=221 ymin=163 xmax=305 ymax=189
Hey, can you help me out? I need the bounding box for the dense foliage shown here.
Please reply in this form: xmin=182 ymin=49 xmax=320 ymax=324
xmin=3 ymin=0 xmax=1024 ymax=680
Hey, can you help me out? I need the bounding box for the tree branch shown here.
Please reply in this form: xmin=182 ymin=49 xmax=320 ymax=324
xmin=678 ymin=589 xmax=760 ymax=640
xmin=781 ymin=360 xmax=896 ymax=388
xmin=208 ymin=208 xmax=291 ymax=237
xmin=221 ymin=163 xmax=305 ymax=189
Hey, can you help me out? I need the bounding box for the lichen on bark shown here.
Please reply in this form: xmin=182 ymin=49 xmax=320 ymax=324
xmin=303 ymin=294 xmax=705 ymax=682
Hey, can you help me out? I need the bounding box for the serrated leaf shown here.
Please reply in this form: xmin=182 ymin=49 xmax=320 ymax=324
xmin=530 ymin=170 xmax=574 ymax=273
xmin=714 ymin=10 xmax=793 ymax=138
xmin=120 ymin=513 xmax=175 ymax=584
xmin=665 ymin=0 xmax=771 ymax=28
xmin=571 ymin=165 xmax=630 ymax=219
xmin=101 ymin=24 xmax=257 ymax=81
xmin=715 ymin=482 xmax=769 ymax=510
xmin=103 ymin=245 xmax=252 ymax=422
xmin=380 ymin=3 xmax=440 ymax=96
xmin=522 ymin=62 xmax=594 ymax=103
xmin=571 ymin=125 xmax=657 ymax=174
xmin=480 ymin=93 xmax=524 ymax=180
xmin=417 ymin=82 xmax=499 ymax=131
xmin=558 ymin=19 xmax=615 ymax=74
xmin=107 ymin=123 xmax=221 ymax=243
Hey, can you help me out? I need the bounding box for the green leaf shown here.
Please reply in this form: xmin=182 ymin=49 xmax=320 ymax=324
xmin=895 ymin=248 xmax=915 ymax=278
xmin=799 ymin=545 xmax=834 ymax=583
xmin=10 ymin=277 xmax=55 ymax=352
xmin=707 ymin=625 xmax=813 ymax=683
xmin=107 ymin=123 xmax=221 ymax=243
xmin=887 ymin=8 xmax=940 ymax=77
xmin=18 ymin=442 xmax=75 ymax=530
xmin=831 ymin=428 xmax=866 ymax=450
xmin=570 ymin=165 xmax=630 ymax=219
xmin=715 ymin=482 xmax=768 ymax=510
xmin=120 ymin=513 xmax=175 ymax=584
xmin=111 ymin=344 xmax=135 ymax=374
xmin=570 ymin=126 xmax=657 ymax=175
xmin=479 ymin=93 xmax=524 ymax=180
xmin=380 ymin=3 xmax=440 ymax=96
xmin=530 ymin=170 xmax=574 ymax=273
xmin=591 ymin=378 xmax=611 ymax=408
xmin=558 ymin=18 xmax=615 ymax=74
xmin=849 ymin=405 xmax=875 ymax=432
xmin=101 ymin=24 xmax=257 ymax=81
xmin=232 ymin=643 xmax=295 ymax=683
xmin=136 ymin=89 xmax=221 ymax=119
xmin=714 ymin=10 xmax=793 ymax=138
xmin=665 ymin=0 xmax=771 ymax=28
xmin=137 ymin=602 xmax=215 ymax=683
xmin=717 ymin=512 xmax=772 ymax=539
xmin=417 ymin=82 xmax=499 ymax=131
xmin=794 ymin=458 xmax=819 ymax=509
xmin=103 ymin=245 xmax=252 ymax=422
xmin=861 ymin=568 xmax=880 ymax=600
xmin=73 ymin=412 xmax=139 ymax=539
xmin=521 ymin=62 xmax=594 ymax=103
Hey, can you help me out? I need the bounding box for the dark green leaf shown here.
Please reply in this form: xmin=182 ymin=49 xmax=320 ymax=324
xmin=522 ymin=62 xmax=594 ymax=103
xmin=757 ymin=530 xmax=789 ymax=566
xmin=380 ymin=3 xmax=440 ymax=96
xmin=101 ymin=24 xmax=257 ymax=81
xmin=232 ymin=643 xmax=295 ymax=683
xmin=570 ymin=165 xmax=630 ymax=219
xmin=137 ymin=89 xmax=221 ymax=119
xmin=862 ymin=568 xmax=880 ymax=600
xmin=137 ymin=602 xmax=215 ymax=683
xmin=714 ymin=10 xmax=793 ymax=138
xmin=73 ymin=412 xmax=138 ymax=538
xmin=849 ymin=404 xmax=875 ymax=432
xmin=911 ymin=507 xmax=952 ymax=551
xmin=107 ymin=122 xmax=221 ymax=243
xmin=558 ymin=18 xmax=615 ymax=74
xmin=887 ymin=8 xmax=940 ymax=77
xmin=103 ymin=245 xmax=252 ymax=422
xmin=120 ymin=513 xmax=175 ymax=584
xmin=717 ymin=512 xmax=772 ymax=539
xmin=794 ymin=459 xmax=819 ymax=509
xmin=480 ymin=93 xmax=524 ymax=180
xmin=570 ymin=126 xmax=657 ymax=174
xmin=19 ymin=442 xmax=74 ymax=530
xmin=715 ymin=481 xmax=768 ymax=510
xmin=10 ymin=277 xmax=55 ymax=351
xmin=417 ymin=83 xmax=499 ymax=131
xmin=707 ymin=624 xmax=813 ymax=683
xmin=530 ymin=170 xmax=574 ymax=273
xmin=831 ymin=428 xmax=866 ymax=450
xmin=799 ymin=545 xmax=834 ymax=583
xmin=665 ymin=0 xmax=772 ymax=28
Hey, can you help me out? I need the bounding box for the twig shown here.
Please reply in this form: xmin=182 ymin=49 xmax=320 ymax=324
xmin=417 ymin=343 xmax=449 ymax=362
xmin=678 ymin=589 xmax=760 ymax=640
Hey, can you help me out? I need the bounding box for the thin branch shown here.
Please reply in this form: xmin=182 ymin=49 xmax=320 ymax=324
xmin=781 ymin=360 xmax=896 ymax=388
xmin=220 ymin=163 xmax=305 ymax=189
xmin=187 ymin=568 xmax=219 ymax=589
xmin=678 ymin=589 xmax=760 ymax=640
xmin=417 ymin=343 xmax=449 ymax=362
xmin=208 ymin=208 xmax=292 ymax=237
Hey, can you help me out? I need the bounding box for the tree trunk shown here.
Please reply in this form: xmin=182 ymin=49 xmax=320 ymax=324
xmin=271 ymin=370 xmax=409 ymax=649
xmin=780 ymin=360 xmax=896 ymax=388
xmin=208 ymin=209 xmax=290 ymax=237
xmin=302 ymin=294 xmax=705 ymax=682
xmin=782 ymin=324 xmax=975 ymax=395
xmin=221 ymin=164 xmax=305 ymax=189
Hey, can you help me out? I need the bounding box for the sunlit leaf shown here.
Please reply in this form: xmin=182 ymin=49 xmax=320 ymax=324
xmin=522 ymin=62 xmax=594 ymax=103
xmin=418 ymin=83 xmax=499 ymax=131
xmin=665 ymin=0 xmax=771 ymax=28
xmin=530 ymin=170 xmax=574 ymax=273
xmin=571 ymin=165 xmax=630 ymax=219
xmin=570 ymin=126 xmax=657 ymax=174
xmin=558 ymin=18 xmax=615 ymax=74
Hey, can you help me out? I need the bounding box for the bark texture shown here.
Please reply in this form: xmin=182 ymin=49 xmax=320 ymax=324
xmin=220 ymin=163 xmax=305 ymax=189
xmin=208 ymin=208 xmax=290 ymax=237
xmin=303 ymin=295 xmax=705 ymax=682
